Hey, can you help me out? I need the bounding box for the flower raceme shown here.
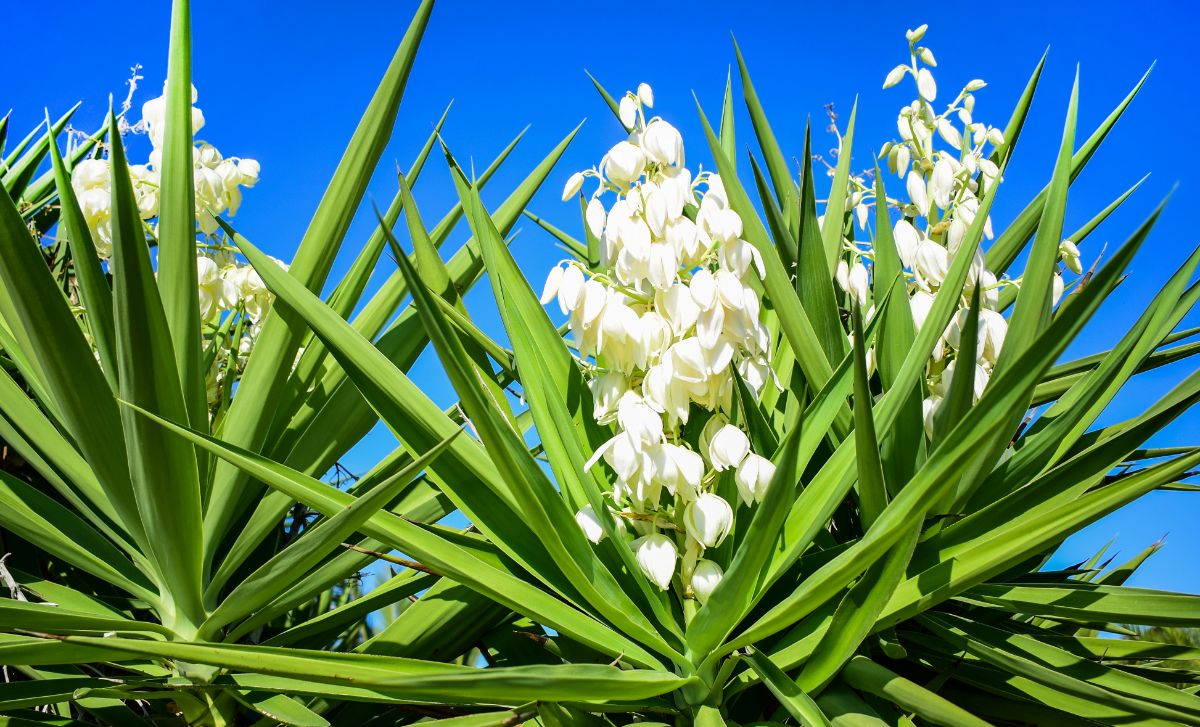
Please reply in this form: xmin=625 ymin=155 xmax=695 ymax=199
xmin=542 ymin=84 xmax=774 ymax=597
xmin=68 ymin=79 xmax=285 ymax=411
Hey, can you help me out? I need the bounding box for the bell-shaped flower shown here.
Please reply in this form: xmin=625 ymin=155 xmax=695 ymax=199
xmin=929 ymin=157 xmax=956 ymax=210
xmin=892 ymin=219 xmax=921 ymax=268
xmin=909 ymin=290 xmax=934 ymax=332
xmin=846 ymin=261 xmax=870 ymax=306
xmin=589 ymin=371 xmax=628 ymax=424
xmin=690 ymin=559 xmax=723 ymax=604
xmin=575 ymin=504 xmax=606 ymax=544
xmin=922 ymin=396 xmax=942 ymax=439
xmin=619 ymin=395 xmax=667 ymax=446
xmin=556 ymin=264 xmax=585 ymax=314
xmin=649 ymin=442 xmax=705 ymax=498
xmin=71 ymin=158 xmax=110 ymax=194
xmin=540 ymin=264 xmax=565 ymax=305
xmin=720 ymin=239 xmax=766 ymax=280
xmin=915 ymin=240 xmax=950 ymax=287
xmin=633 ymin=533 xmax=677 ymax=590
xmin=978 ymin=309 xmax=1007 ymax=364
xmin=648 ymin=243 xmax=677 ymax=291
xmin=707 ymin=423 xmax=750 ymax=471
xmin=669 ymin=218 xmax=705 ymax=268
xmin=1052 ymin=273 xmax=1065 ymax=306
xmin=601 ymin=141 xmax=646 ymax=187
xmin=906 ymin=170 xmax=929 ymax=214
xmin=642 ymin=360 xmax=691 ymax=424
xmin=684 ymin=493 xmax=734 ymax=548
xmin=735 ymin=452 xmax=775 ymax=505
xmin=618 ymin=95 xmax=638 ymax=129
xmin=641 ymin=119 xmax=684 ymax=167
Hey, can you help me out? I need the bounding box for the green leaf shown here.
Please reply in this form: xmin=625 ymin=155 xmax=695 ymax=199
xmin=156 ymin=0 xmax=206 ymax=435
xmin=744 ymin=647 xmax=831 ymax=726
xmin=230 ymin=691 xmax=329 ymax=727
xmin=62 ymin=635 xmax=691 ymax=703
xmin=107 ymin=107 xmax=204 ymax=631
xmin=204 ymin=0 xmax=434 ymax=559
xmin=840 ymin=657 xmax=991 ymax=727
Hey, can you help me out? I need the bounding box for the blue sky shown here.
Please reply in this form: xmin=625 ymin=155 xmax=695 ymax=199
xmin=8 ymin=1 xmax=1199 ymax=591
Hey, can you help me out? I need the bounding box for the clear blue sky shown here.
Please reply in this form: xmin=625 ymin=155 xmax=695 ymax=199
xmin=8 ymin=1 xmax=1199 ymax=591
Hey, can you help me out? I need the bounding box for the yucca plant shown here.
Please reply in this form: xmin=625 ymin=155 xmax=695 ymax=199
xmin=2 ymin=1 xmax=1199 ymax=725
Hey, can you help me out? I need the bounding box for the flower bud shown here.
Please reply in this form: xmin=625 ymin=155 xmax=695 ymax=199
xmin=633 ymin=534 xmax=677 ymax=590
xmin=1052 ymin=273 xmax=1065 ymax=306
xmin=691 ymin=559 xmax=723 ymax=604
xmin=917 ymin=68 xmax=937 ymax=101
xmin=735 ymin=452 xmax=775 ymax=505
xmin=883 ymin=65 xmax=908 ymax=89
xmin=906 ymin=24 xmax=928 ymax=43
xmin=638 ymin=82 xmax=655 ymax=108
xmin=562 ymin=171 xmax=585 ymax=201
xmin=918 ymin=47 xmax=937 ymax=67
xmin=1059 ymin=240 xmax=1082 ymax=275
xmin=576 ymin=504 xmax=606 ymax=544
xmin=965 ymin=78 xmax=987 ymax=91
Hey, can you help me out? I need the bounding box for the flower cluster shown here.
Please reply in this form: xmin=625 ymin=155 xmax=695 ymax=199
xmin=70 ymin=84 xmax=259 ymax=256
xmin=68 ymin=79 xmax=279 ymax=413
xmin=830 ymin=25 xmax=1085 ymax=437
xmin=542 ymin=85 xmax=775 ymax=601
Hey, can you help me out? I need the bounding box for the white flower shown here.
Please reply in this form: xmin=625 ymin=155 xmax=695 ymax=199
xmin=706 ymin=422 xmax=750 ymax=471
xmin=691 ymin=559 xmax=723 ymax=604
xmin=556 ymin=264 xmax=585 ymax=314
xmin=892 ymin=219 xmax=921 ymax=268
xmin=601 ymin=141 xmax=646 ymax=187
xmin=589 ymin=371 xmax=628 ymax=423
xmin=649 ymin=443 xmax=705 ymax=497
xmin=619 ymin=95 xmax=638 ymax=129
xmin=684 ymin=493 xmax=733 ymax=548
xmin=915 ymin=240 xmax=950 ymax=287
xmin=633 ymin=533 xmax=677 ymax=590
xmin=847 ymin=261 xmax=870 ymax=306
xmin=236 ymin=158 xmax=260 ymax=187
xmin=965 ymin=79 xmax=987 ymax=91
xmin=906 ymin=171 xmax=929 ymax=213
xmin=735 ymin=452 xmax=775 ymax=505
xmin=197 ymin=256 xmax=231 ymax=321
xmin=936 ymin=118 xmax=962 ymax=150
xmin=918 ymin=47 xmax=937 ymax=67
xmin=929 ymin=157 xmax=956 ymax=210
xmin=917 ymin=68 xmax=937 ymax=101
xmin=883 ymin=65 xmax=908 ymax=89
xmin=906 ymin=24 xmax=928 ymax=43
xmin=922 ymin=396 xmax=942 ymax=439
xmin=641 ymin=119 xmax=684 ymax=167
xmin=909 ymin=290 xmax=934 ymax=332
xmin=638 ymin=82 xmax=655 ymax=108
xmin=617 ymin=391 xmax=664 ymax=446
xmin=71 ymin=158 xmax=110 ymax=193
xmin=1059 ymin=239 xmax=1082 ymax=275
xmin=540 ymin=264 xmax=564 ymax=305
xmin=1052 ymin=273 xmax=1065 ymax=306
xmin=562 ymin=171 xmax=585 ymax=201
xmin=576 ymin=504 xmax=606 ymax=544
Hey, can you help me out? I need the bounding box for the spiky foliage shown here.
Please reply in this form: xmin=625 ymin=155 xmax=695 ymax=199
xmin=1 ymin=2 xmax=1199 ymax=725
